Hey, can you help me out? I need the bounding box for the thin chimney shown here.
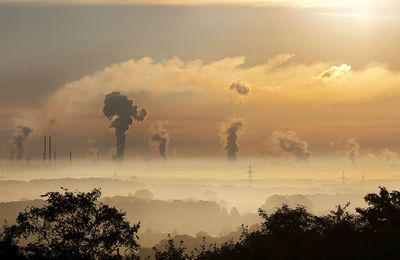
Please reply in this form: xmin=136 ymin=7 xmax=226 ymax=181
xmin=69 ymin=151 xmax=72 ymax=168
xmin=48 ymin=136 xmax=52 ymax=161
xmin=43 ymin=136 xmax=47 ymax=161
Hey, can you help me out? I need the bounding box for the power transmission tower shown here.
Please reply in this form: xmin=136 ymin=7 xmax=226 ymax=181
xmin=246 ymin=161 xmax=254 ymax=187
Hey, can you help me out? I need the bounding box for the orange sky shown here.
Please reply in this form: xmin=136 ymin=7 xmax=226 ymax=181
xmin=1 ymin=1 xmax=400 ymax=161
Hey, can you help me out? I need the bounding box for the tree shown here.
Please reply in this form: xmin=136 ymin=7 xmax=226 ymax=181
xmin=0 ymin=224 xmax=25 ymax=260
xmin=356 ymin=186 xmax=400 ymax=233
xmin=8 ymin=188 xmax=140 ymax=260
xmin=355 ymin=187 xmax=400 ymax=259
xmin=153 ymin=234 xmax=188 ymax=260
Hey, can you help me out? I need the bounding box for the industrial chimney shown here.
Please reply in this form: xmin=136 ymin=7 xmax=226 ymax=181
xmin=69 ymin=151 xmax=72 ymax=168
xmin=43 ymin=136 xmax=47 ymax=161
xmin=48 ymin=136 xmax=52 ymax=161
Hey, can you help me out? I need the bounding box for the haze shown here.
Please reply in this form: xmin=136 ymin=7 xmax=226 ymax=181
xmin=1 ymin=0 xmax=400 ymax=254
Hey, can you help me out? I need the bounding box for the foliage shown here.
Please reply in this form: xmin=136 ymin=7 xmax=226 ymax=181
xmin=154 ymin=187 xmax=400 ymax=260
xmin=153 ymin=234 xmax=188 ymax=260
xmin=3 ymin=187 xmax=400 ymax=259
xmin=0 ymin=188 xmax=140 ymax=260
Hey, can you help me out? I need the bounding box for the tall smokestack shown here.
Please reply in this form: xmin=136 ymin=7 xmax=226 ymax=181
xmin=69 ymin=151 xmax=72 ymax=168
xmin=43 ymin=136 xmax=47 ymax=161
xmin=54 ymin=152 xmax=56 ymax=162
xmin=48 ymin=136 xmax=52 ymax=161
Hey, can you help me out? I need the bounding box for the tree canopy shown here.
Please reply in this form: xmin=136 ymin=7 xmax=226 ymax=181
xmin=2 ymin=187 xmax=400 ymax=259
xmin=1 ymin=188 xmax=140 ymax=260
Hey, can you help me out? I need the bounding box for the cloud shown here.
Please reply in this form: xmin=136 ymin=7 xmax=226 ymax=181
xmin=269 ymin=131 xmax=312 ymax=161
xmin=229 ymin=80 xmax=250 ymax=96
xmin=318 ymin=64 xmax=351 ymax=80
xmin=37 ymin=53 xmax=400 ymax=161
xmin=0 ymin=0 xmax=352 ymax=7
xmin=364 ymin=148 xmax=398 ymax=162
xmin=45 ymin=55 xmax=400 ymax=126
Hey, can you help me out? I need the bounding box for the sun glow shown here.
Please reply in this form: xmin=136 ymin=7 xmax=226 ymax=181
xmin=353 ymin=0 xmax=372 ymax=15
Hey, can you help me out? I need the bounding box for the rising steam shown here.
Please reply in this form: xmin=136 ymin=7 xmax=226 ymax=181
xmin=220 ymin=119 xmax=245 ymax=160
xmin=9 ymin=125 xmax=33 ymax=161
xmin=270 ymin=131 xmax=312 ymax=161
xmin=149 ymin=121 xmax=170 ymax=159
xmin=102 ymin=92 xmax=148 ymax=160
xmin=346 ymin=138 xmax=360 ymax=166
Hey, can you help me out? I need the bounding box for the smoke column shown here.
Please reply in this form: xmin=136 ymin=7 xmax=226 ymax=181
xmin=150 ymin=121 xmax=170 ymax=159
xmin=10 ymin=126 xmax=33 ymax=161
xmin=102 ymin=92 xmax=148 ymax=160
xmin=346 ymin=138 xmax=360 ymax=166
xmin=221 ymin=119 xmax=244 ymax=160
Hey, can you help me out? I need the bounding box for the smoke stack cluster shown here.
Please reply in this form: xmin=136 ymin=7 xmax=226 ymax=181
xmin=102 ymin=92 xmax=148 ymax=160
xmin=10 ymin=125 xmax=33 ymax=161
xmin=221 ymin=118 xmax=244 ymax=160
xmin=43 ymin=135 xmax=55 ymax=163
xmin=149 ymin=121 xmax=170 ymax=159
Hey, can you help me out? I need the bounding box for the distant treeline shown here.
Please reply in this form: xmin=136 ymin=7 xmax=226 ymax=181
xmin=1 ymin=187 xmax=400 ymax=259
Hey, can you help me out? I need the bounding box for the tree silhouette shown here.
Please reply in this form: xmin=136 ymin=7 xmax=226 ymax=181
xmin=3 ymin=187 xmax=400 ymax=259
xmin=355 ymin=187 xmax=400 ymax=259
xmin=154 ymin=187 xmax=400 ymax=260
xmin=4 ymin=188 xmax=140 ymax=260
xmin=153 ymin=234 xmax=188 ymax=260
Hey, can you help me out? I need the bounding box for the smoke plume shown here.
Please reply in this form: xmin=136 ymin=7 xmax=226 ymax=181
xmin=346 ymin=138 xmax=360 ymax=165
xmin=270 ymin=131 xmax=312 ymax=161
xmin=221 ymin=118 xmax=245 ymax=160
xmin=102 ymin=92 xmax=148 ymax=160
xmin=149 ymin=121 xmax=170 ymax=159
xmin=9 ymin=125 xmax=33 ymax=161
xmin=88 ymin=148 xmax=99 ymax=161
xmin=229 ymin=81 xmax=250 ymax=96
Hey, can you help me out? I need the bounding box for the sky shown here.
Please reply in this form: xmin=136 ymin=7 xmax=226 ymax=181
xmin=1 ymin=0 xmax=400 ymax=161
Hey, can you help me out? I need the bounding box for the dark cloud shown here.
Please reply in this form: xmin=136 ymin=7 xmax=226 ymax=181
xmin=103 ymin=91 xmax=148 ymax=160
xmin=271 ymin=131 xmax=312 ymax=161
xmin=229 ymin=81 xmax=250 ymax=96
xmin=149 ymin=121 xmax=170 ymax=159
xmin=9 ymin=125 xmax=33 ymax=161
xmin=221 ymin=119 xmax=244 ymax=160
